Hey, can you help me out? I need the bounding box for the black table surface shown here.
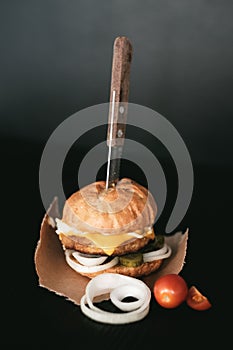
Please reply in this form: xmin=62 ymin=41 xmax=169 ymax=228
xmin=2 ymin=137 xmax=231 ymax=346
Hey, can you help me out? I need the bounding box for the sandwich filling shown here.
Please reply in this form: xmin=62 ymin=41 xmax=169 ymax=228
xmin=55 ymin=218 xmax=172 ymax=276
xmin=56 ymin=218 xmax=155 ymax=255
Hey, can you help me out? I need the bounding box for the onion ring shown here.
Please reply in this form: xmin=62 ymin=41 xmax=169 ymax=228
xmin=143 ymin=243 xmax=172 ymax=262
xmin=110 ymin=284 xmax=146 ymax=311
xmin=72 ymin=251 xmax=108 ymax=266
xmin=80 ymin=273 xmax=151 ymax=324
xmin=65 ymin=250 xmax=119 ymax=273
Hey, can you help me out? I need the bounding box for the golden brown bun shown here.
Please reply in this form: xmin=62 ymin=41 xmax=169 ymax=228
xmin=62 ymin=178 xmax=157 ymax=234
xmin=75 ymin=259 xmax=163 ymax=279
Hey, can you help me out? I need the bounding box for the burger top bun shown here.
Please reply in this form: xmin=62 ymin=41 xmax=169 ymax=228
xmin=62 ymin=178 xmax=157 ymax=235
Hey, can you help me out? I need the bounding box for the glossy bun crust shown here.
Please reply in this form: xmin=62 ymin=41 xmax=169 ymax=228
xmin=62 ymin=178 xmax=157 ymax=234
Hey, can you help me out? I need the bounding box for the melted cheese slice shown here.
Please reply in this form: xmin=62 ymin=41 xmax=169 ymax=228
xmin=56 ymin=218 xmax=155 ymax=255
xmin=84 ymin=232 xmax=139 ymax=255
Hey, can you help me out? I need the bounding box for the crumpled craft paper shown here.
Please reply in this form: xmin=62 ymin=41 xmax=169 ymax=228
xmin=34 ymin=197 xmax=188 ymax=306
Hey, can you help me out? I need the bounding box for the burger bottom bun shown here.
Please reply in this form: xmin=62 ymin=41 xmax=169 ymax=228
xmin=74 ymin=259 xmax=163 ymax=279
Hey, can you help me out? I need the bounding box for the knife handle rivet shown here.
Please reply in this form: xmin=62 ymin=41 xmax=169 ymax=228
xmin=117 ymin=129 xmax=124 ymax=138
xmin=119 ymin=106 xmax=125 ymax=114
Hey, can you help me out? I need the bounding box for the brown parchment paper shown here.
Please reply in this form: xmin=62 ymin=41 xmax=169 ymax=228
xmin=34 ymin=197 xmax=189 ymax=306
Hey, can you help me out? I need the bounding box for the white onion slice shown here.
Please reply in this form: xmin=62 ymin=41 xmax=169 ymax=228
xmin=143 ymin=243 xmax=172 ymax=262
xmin=72 ymin=251 xmax=108 ymax=267
xmin=110 ymin=284 xmax=146 ymax=311
xmin=80 ymin=273 xmax=151 ymax=324
xmin=65 ymin=250 xmax=118 ymax=273
xmin=143 ymin=243 xmax=168 ymax=258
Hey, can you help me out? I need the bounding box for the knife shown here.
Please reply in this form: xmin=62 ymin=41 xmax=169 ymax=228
xmin=106 ymin=36 xmax=133 ymax=189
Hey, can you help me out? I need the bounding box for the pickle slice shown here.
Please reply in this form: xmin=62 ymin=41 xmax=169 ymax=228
xmin=140 ymin=235 xmax=165 ymax=253
xmin=119 ymin=253 xmax=143 ymax=267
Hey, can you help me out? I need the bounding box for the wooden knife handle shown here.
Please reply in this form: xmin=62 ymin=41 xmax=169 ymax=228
xmin=107 ymin=36 xmax=133 ymax=147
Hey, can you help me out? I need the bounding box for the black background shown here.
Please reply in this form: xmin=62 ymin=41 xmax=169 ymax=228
xmin=1 ymin=0 xmax=232 ymax=346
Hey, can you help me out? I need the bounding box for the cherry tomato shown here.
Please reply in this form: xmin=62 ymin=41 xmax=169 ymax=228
xmin=186 ymin=286 xmax=212 ymax=311
xmin=153 ymin=273 xmax=188 ymax=309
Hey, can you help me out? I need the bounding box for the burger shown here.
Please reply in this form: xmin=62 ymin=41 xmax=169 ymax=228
xmin=55 ymin=177 xmax=171 ymax=279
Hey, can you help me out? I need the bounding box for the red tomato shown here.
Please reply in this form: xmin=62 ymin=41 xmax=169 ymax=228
xmin=153 ymin=273 xmax=188 ymax=309
xmin=186 ymin=286 xmax=212 ymax=311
